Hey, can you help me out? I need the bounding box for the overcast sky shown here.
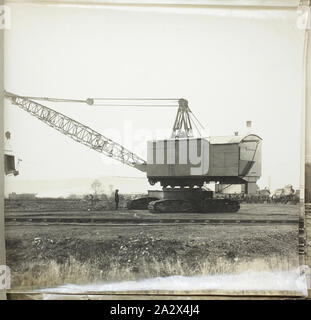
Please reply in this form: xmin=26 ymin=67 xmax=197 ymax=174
xmin=4 ymin=3 xmax=304 ymax=195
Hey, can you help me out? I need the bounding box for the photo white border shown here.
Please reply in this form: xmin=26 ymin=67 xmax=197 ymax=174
xmin=1 ymin=0 xmax=310 ymax=300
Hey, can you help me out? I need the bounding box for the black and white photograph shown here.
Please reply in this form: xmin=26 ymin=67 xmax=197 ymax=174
xmin=1 ymin=0 xmax=311 ymax=300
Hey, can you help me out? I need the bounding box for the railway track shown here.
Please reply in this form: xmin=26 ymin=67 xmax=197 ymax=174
xmin=5 ymin=216 xmax=298 ymax=226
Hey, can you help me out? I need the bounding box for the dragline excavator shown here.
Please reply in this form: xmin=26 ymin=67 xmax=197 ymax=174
xmin=4 ymin=91 xmax=262 ymax=213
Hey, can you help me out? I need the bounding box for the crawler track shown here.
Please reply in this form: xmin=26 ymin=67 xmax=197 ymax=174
xmin=5 ymin=216 xmax=298 ymax=226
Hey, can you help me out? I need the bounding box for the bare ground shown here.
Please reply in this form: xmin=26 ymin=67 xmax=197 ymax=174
xmin=4 ymin=204 xmax=300 ymax=289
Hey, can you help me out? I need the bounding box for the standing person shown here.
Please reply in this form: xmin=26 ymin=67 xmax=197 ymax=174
xmin=115 ymin=189 xmax=119 ymax=210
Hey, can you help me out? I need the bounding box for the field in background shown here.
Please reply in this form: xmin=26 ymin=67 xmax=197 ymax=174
xmin=4 ymin=195 xmax=135 ymax=212
xmin=4 ymin=194 xmax=301 ymax=213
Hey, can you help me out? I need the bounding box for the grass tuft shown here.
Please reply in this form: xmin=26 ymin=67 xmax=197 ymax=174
xmin=10 ymin=254 xmax=298 ymax=290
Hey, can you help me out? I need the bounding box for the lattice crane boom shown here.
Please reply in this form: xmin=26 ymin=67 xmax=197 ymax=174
xmin=4 ymin=91 xmax=147 ymax=172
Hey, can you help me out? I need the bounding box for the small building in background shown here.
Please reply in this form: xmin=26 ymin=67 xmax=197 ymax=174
xmin=9 ymin=192 xmax=37 ymax=200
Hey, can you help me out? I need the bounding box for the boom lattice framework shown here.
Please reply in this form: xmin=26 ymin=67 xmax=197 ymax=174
xmin=5 ymin=92 xmax=147 ymax=171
